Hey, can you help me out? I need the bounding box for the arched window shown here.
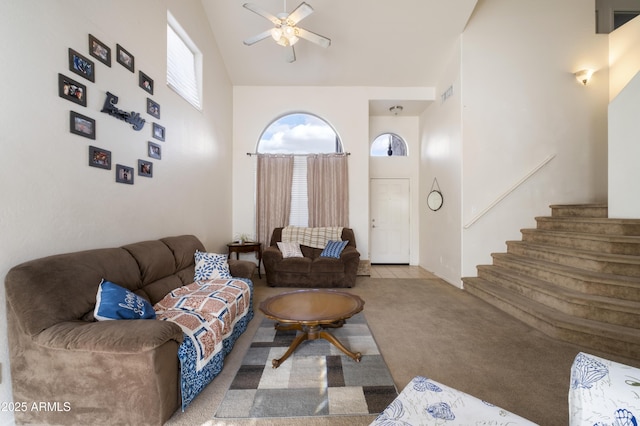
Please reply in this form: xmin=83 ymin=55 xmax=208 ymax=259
xmin=370 ymin=133 xmax=407 ymax=156
xmin=257 ymin=112 xmax=342 ymax=154
xmin=256 ymin=113 xmax=344 ymax=228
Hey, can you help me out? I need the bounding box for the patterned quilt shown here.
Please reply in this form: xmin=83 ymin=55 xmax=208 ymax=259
xmin=155 ymin=278 xmax=253 ymax=410
xmin=281 ymin=226 xmax=343 ymax=249
xmin=371 ymin=376 xmax=537 ymax=425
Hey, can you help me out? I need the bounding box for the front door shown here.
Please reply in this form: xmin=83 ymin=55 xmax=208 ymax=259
xmin=370 ymin=178 xmax=410 ymax=264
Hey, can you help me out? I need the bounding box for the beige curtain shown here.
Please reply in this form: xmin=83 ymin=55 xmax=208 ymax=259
xmin=256 ymin=154 xmax=294 ymax=249
xmin=307 ymin=153 xmax=349 ymax=227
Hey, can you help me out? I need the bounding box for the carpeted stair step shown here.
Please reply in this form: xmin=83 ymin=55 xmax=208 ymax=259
xmin=476 ymin=265 xmax=640 ymax=327
xmin=550 ymin=203 xmax=608 ymax=218
xmin=535 ymin=216 xmax=640 ymax=235
xmin=520 ymin=228 xmax=640 ymax=256
xmin=463 ymin=277 xmax=640 ymax=359
xmin=491 ymin=253 xmax=640 ymax=301
xmin=506 ymin=240 xmax=640 ymax=277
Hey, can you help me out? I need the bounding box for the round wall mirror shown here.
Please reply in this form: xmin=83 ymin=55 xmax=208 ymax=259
xmin=427 ymin=190 xmax=443 ymax=211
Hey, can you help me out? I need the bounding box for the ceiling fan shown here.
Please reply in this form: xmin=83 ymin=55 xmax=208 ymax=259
xmin=242 ymin=1 xmax=331 ymax=63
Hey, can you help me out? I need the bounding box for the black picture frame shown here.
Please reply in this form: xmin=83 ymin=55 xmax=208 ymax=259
xmin=58 ymin=73 xmax=87 ymax=107
xmin=138 ymin=159 xmax=153 ymax=177
xmin=116 ymin=164 xmax=134 ymax=184
xmin=152 ymin=123 xmax=165 ymax=141
xmin=70 ymin=111 xmax=96 ymax=139
xmin=147 ymin=98 xmax=160 ymax=119
xmin=148 ymin=141 xmax=161 ymax=159
xmin=116 ymin=44 xmax=134 ymax=73
xmin=68 ymin=48 xmax=95 ymax=82
xmin=139 ymin=71 xmax=153 ymax=95
xmin=88 ymin=146 xmax=111 ymax=170
xmin=89 ymin=34 xmax=111 ymax=67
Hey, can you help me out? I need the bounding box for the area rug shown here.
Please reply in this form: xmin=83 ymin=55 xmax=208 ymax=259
xmin=214 ymin=312 xmax=398 ymax=419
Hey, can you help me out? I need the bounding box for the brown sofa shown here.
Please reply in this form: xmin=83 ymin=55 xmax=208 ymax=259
xmin=263 ymin=227 xmax=360 ymax=288
xmin=4 ymin=235 xmax=254 ymax=426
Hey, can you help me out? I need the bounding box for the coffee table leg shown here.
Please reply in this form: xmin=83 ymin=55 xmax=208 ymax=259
xmin=272 ymin=332 xmax=309 ymax=368
xmin=319 ymin=331 xmax=362 ymax=362
xmin=274 ymin=322 xmax=302 ymax=332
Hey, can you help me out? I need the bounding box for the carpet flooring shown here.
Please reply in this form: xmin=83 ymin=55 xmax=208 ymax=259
xmin=165 ymin=275 xmax=640 ymax=426
xmin=214 ymin=313 xmax=397 ymax=419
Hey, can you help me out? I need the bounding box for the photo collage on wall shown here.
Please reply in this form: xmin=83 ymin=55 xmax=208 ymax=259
xmin=59 ymin=34 xmax=166 ymax=185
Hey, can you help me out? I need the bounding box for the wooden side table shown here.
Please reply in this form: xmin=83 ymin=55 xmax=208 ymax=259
xmin=227 ymin=242 xmax=262 ymax=278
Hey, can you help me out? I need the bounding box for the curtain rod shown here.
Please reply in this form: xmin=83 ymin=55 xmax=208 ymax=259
xmin=246 ymin=152 xmax=350 ymax=157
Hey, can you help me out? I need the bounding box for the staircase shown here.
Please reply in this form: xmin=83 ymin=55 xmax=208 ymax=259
xmin=463 ymin=204 xmax=640 ymax=359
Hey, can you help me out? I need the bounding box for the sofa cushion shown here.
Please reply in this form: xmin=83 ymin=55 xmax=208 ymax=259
xmin=162 ymin=235 xmax=206 ymax=271
xmin=274 ymin=256 xmax=312 ymax=273
xmin=312 ymin=256 xmax=345 ymax=273
xmin=277 ymin=242 xmax=304 ymax=258
xmin=94 ymin=280 xmax=156 ymax=320
xmin=194 ymin=251 xmax=232 ymax=280
xmin=122 ymin=240 xmax=176 ymax=286
xmin=320 ymin=240 xmax=349 ymax=258
xmin=5 ymin=247 xmax=142 ymax=336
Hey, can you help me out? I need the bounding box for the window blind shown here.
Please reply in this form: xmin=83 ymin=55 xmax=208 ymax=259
xmin=289 ymin=156 xmax=308 ymax=227
xmin=167 ymin=16 xmax=202 ymax=110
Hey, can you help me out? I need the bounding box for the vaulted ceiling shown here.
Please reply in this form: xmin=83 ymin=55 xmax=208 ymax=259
xmin=202 ymin=0 xmax=478 ymax=91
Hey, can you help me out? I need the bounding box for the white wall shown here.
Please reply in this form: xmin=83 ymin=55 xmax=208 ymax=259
xmin=419 ymin=40 xmax=464 ymax=286
xmin=609 ymin=72 xmax=640 ymax=218
xmin=608 ymin=16 xmax=640 ymax=218
xmin=0 ymin=1 xmax=232 ymax=422
xmin=608 ymin=14 xmax=640 ymax=101
xmin=369 ymin=116 xmax=421 ymax=265
xmin=457 ymin=0 xmax=609 ymax=279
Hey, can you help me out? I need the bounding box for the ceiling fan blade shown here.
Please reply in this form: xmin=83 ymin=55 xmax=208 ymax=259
xmin=285 ymin=46 xmax=296 ymax=63
xmin=296 ymin=27 xmax=331 ymax=48
xmin=287 ymin=2 xmax=314 ymax=25
xmin=243 ymin=3 xmax=281 ymax=25
xmin=243 ymin=29 xmax=272 ymax=46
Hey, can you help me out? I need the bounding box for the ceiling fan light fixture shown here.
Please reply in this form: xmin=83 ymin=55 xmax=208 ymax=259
xmin=271 ymin=25 xmax=299 ymax=46
xmin=243 ymin=2 xmax=330 ymax=62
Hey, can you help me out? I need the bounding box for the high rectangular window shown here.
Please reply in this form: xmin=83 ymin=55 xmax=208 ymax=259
xmin=167 ymin=12 xmax=202 ymax=110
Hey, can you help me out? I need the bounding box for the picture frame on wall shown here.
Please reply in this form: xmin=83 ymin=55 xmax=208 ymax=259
xmin=116 ymin=44 xmax=134 ymax=72
xmin=148 ymin=141 xmax=161 ymax=160
xmin=88 ymin=146 xmax=111 ymax=170
xmin=68 ymin=48 xmax=95 ymax=82
xmin=115 ymin=164 xmax=134 ymax=184
xmin=147 ymin=98 xmax=160 ymax=119
xmin=58 ymin=73 xmax=87 ymax=107
xmin=152 ymin=123 xmax=165 ymax=141
xmin=138 ymin=159 xmax=153 ymax=177
xmin=139 ymin=71 xmax=153 ymax=95
xmin=70 ymin=111 xmax=96 ymax=139
xmin=89 ymin=34 xmax=111 ymax=67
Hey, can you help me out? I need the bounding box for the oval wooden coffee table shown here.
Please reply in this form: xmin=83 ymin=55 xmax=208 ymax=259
xmin=259 ymin=289 xmax=365 ymax=368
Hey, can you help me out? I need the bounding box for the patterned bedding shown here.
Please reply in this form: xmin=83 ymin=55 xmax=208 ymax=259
xmin=569 ymin=352 xmax=640 ymax=426
xmin=371 ymin=376 xmax=537 ymax=425
xmin=154 ymin=278 xmax=253 ymax=410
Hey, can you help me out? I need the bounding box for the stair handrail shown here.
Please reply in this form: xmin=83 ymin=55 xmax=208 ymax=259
xmin=463 ymin=154 xmax=556 ymax=229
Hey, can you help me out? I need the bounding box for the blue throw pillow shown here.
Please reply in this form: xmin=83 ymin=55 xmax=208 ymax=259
xmin=320 ymin=240 xmax=349 ymax=258
xmin=94 ymin=279 xmax=156 ymax=321
xmin=194 ymin=250 xmax=232 ymax=281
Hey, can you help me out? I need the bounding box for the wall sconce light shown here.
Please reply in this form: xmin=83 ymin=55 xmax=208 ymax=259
xmin=575 ymin=69 xmax=594 ymax=85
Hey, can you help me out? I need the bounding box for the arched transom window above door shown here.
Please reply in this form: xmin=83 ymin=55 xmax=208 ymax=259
xmin=257 ymin=112 xmax=343 ymax=154
xmin=370 ymin=133 xmax=407 ymax=156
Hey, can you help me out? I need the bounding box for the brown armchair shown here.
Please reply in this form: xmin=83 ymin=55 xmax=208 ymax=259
xmin=263 ymin=227 xmax=360 ymax=287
